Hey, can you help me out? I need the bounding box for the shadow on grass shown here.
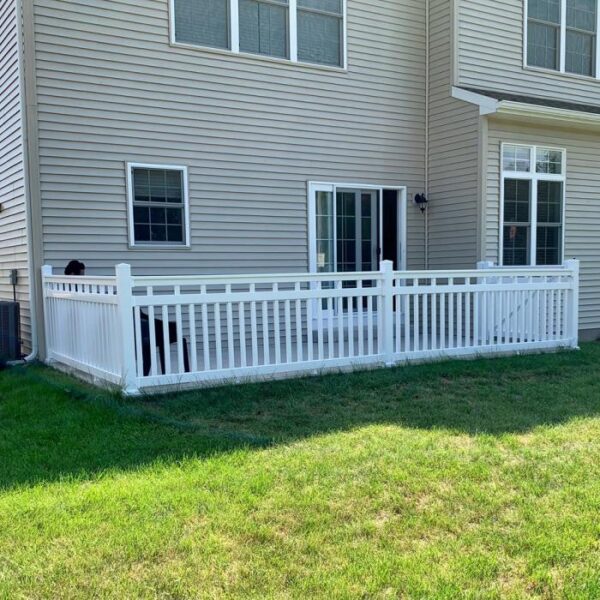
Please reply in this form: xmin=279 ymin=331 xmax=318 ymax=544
xmin=1 ymin=343 xmax=600 ymax=490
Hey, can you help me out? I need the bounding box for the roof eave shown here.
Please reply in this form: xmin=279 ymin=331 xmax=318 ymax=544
xmin=452 ymin=86 xmax=600 ymax=126
xmin=451 ymin=86 xmax=499 ymax=115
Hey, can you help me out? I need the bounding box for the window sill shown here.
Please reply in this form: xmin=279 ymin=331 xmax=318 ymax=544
xmin=169 ymin=41 xmax=348 ymax=74
xmin=128 ymin=244 xmax=192 ymax=251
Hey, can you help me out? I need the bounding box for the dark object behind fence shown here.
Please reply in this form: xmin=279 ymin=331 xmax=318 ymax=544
xmin=140 ymin=312 xmax=190 ymax=377
xmin=0 ymin=301 xmax=21 ymax=362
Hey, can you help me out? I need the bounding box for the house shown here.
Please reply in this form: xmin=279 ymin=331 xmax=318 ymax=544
xmin=0 ymin=0 xmax=598 ymax=370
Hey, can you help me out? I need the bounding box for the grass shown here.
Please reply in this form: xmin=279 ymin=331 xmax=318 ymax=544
xmin=1 ymin=346 xmax=600 ymax=598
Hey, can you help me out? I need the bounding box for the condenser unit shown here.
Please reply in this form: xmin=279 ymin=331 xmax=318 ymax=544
xmin=0 ymin=301 xmax=21 ymax=361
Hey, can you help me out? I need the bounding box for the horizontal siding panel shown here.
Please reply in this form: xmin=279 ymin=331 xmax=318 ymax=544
xmin=34 ymin=0 xmax=427 ymax=276
xmin=0 ymin=0 xmax=30 ymax=353
xmin=427 ymin=0 xmax=480 ymax=270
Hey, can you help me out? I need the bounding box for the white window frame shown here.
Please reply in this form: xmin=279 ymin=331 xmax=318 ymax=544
xmin=169 ymin=0 xmax=348 ymax=70
xmin=307 ymin=181 xmax=408 ymax=275
xmin=499 ymin=143 xmax=566 ymax=267
xmin=524 ymin=0 xmax=600 ymax=79
xmin=126 ymin=162 xmax=191 ymax=249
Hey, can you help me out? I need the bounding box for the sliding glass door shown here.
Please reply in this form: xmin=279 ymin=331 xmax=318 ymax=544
xmin=310 ymin=181 xmax=407 ymax=275
xmin=314 ymin=186 xmax=380 ymax=275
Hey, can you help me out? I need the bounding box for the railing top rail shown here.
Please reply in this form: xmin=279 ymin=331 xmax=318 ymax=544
xmin=394 ymin=267 xmax=574 ymax=279
xmin=130 ymin=266 xmax=575 ymax=287
xmin=131 ymin=271 xmax=384 ymax=287
xmin=43 ymin=275 xmax=117 ymax=286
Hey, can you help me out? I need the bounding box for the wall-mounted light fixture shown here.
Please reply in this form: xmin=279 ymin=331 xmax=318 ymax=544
xmin=414 ymin=193 xmax=428 ymax=213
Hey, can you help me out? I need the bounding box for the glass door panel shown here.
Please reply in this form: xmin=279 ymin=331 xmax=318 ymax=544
xmin=316 ymin=190 xmax=334 ymax=274
xmin=336 ymin=189 xmax=378 ymax=273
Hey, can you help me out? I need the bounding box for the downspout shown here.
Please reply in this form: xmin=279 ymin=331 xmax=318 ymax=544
xmin=424 ymin=0 xmax=430 ymax=269
xmin=17 ymin=0 xmax=37 ymax=362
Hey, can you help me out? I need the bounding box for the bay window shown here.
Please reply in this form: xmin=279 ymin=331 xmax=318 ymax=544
xmin=501 ymin=144 xmax=565 ymax=266
xmin=527 ymin=0 xmax=599 ymax=77
xmin=171 ymin=0 xmax=346 ymax=67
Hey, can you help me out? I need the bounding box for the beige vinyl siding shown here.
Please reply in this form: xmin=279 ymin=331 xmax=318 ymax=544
xmin=458 ymin=0 xmax=600 ymax=107
xmin=0 ymin=0 xmax=29 ymax=352
xmin=33 ymin=0 xmax=426 ymax=276
xmin=485 ymin=117 xmax=600 ymax=334
xmin=427 ymin=0 xmax=480 ymax=269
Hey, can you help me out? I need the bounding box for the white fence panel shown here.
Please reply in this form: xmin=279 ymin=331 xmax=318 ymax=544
xmin=41 ymin=260 xmax=580 ymax=395
xmin=128 ymin=271 xmax=386 ymax=389
xmin=42 ymin=267 xmax=121 ymax=383
xmin=391 ymin=261 xmax=578 ymax=363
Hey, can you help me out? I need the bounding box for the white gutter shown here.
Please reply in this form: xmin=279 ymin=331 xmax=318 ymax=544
xmin=452 ymin=86 xmax=600 ymax=127
xmin=497 ymin=100 xmax=600 ymax=126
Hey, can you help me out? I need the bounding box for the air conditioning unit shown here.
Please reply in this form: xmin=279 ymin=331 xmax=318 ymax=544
xmin=0 ymin=301 xmax=21 ymax=362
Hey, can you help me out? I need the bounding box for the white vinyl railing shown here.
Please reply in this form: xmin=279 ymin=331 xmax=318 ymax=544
xmin=42 ymin=260 xmax=580 ymax=395
xmin=42 ymin=267 xmax=122 ymax=384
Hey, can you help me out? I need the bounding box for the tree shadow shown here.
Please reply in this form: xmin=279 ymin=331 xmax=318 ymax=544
xmin=1 ymin=344 xmax=599 ymax=491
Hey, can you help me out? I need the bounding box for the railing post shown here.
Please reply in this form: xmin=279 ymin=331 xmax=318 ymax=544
xmin=381 ymin=260 xmax=395 ymax=365
xmin=41 ymin=265 xmax=53 ymax=362
xmin=564 ymin=259 xmax=580 ymax=349
xmin=115 ymin=263 xmax=139 ymax=396
xmin=476 ymin=261 xmax=495 ymax=344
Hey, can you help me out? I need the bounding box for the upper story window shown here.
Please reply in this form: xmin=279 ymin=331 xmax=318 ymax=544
xmin=171 ymin=0 xmax=346 ymax=68
xmin=527 ymin=0 xmax=599 ymax=77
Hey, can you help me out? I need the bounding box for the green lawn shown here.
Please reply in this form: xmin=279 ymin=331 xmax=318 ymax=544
xmin=1 ymin=346 xmax=600 ymax=598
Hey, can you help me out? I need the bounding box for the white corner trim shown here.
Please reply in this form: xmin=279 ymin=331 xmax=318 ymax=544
xmin=451 ymin=86 xmax=499 ymax=116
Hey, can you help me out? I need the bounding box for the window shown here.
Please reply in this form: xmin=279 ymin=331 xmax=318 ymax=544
xmin=239 ymin=0 xmax=288 ymax=58
xmin=501 ymin=145 xmax=565 ymax=266
xmin=526 ymin=0 xmax=599 ymax=77
xmin=174 ymin=0 xmax=230 ymax=49
xmin=171 ymin=0 xmax=346 ymax=67
xmin=127 ymin=164 xmax=190 ymax=247
xmin=297 ymin=0 xmax=344 ymax=67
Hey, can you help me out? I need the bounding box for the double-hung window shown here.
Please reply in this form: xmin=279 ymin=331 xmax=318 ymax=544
xmin=501 ymin=145 xmax=565 ymax=266
xmin=239 ymin=0 xmax=289 ymax=58
xmin=127 ymin=164 xmax=190 ymax=248
xmin=171 ymin=0 xmax=346 ymax=67
xmin=527 ymin=0 xmax=599 ymax=77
